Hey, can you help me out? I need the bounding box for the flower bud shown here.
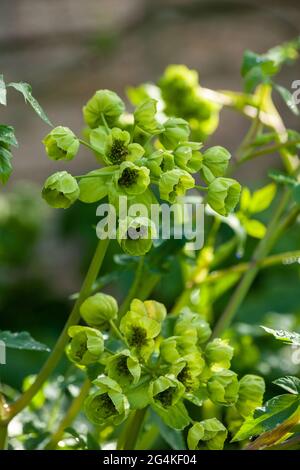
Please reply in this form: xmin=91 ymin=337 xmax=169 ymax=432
xmin=84 ymin=376 xmax=129 ymax=425
xmin=117 ymin=216 xmax=155 ymax=256
xmin=80 ymin=293 xmax=118 ymax=328
xmin=174 ymin=142 xmax=203 ymax=173
xmin=207 ymin=177 xmax=241 ymax=216
xmin=149 ymin=375 xmax=185 ymax=410
xmin=105 ymin=349 xmax=141 ymax=387
xmin=134 ymin=99 xmax=163 ymax=135
xmin=201 ymin=146 xmax=231 ymax=183
xmin=158 ymin=65 xmax=198 ymax=104
xmin=160 ymin=334 xmax=198 ymax=363
xmin=43 ymin=126 xmax=79 ymax=161
xmin=66 ymin=325 xmax=104 ymax=366
xmin=172 ymin=352 xmax=205 ymax=392
xmin=174 ymin=311 xmax=211 ymax=344
xmin=207 ymin=369 xmax=239 ymax=406
xmin=42 ymin=171 xmax=79 ymax=209
xmin=143 ymin=300 xmax=166 ymax=323
xmin=83 ymin=90 xmax=125 ymax=128
xmin=205 ymin=338 xmax=233 ymax=369
xmin=159 ymin=118 xmax=190 ymax=149
xmin=159 ymin=169 xmax=194 ymax=203
xmin=187 ymin=418 xmax=227 ymax=450
xmin=114 ymin=161 xmax=150 ymax=196
xmin=236 ymin=374 xmax=265 ymax=418
xmin=145 ymin=150 xmax=175 ymax=178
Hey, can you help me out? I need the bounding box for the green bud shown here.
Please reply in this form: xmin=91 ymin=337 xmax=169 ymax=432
xmin=84 ymin=376 xmax=129 ymax=425
xmin=187 ymin=418 xmax=227 ymax=450
xmin=174 ymin=311 xmax=211 ymax=344
xmin=236 ymin=374 xmax=265 ymax=418
xmin=43 ymin=126 xmax=79 ymax=161
xmin=207 ymin=177 xmax=241 ymax=216
xmin=42 ymin=171 xmax=79 ymax=209
xmin=144 ymin=150 xmax=175 ymax=178
xmin=172 ymin=352 xmax=205 ymax=392
xmin=201 ymin=146 xmax=231 ymax=183
xmin=80 ymin=293 xmax=118 ymax=328
xmin=207 ymin=369 xmax=239 ymax=406
xmin=159 ymin=118 xmax=190 ymax=150
xmin=114 ymin=161 xmax=150 ymax=196
xmin=160 ymin=334 xmax=198 ymax=363
xmin=117 ymin=216 xmax=155 ymax=256
xmin=159 ymin=169 xmax=194 ymax=203
xmin=66 ymin=325 xmax=104 ymax=366
xmin=134 ymin=99 xmax=163 ymax=135
xmin=174 ymin=142 xmax=203 ymax=173
xmin=149 ymin=375 xmax=185 ymax=410
xmin=205 ymin=338 xmax=234 ymax=370
xmin=105 ymin=349 xmax=141 ymax=386
xmin=83 ymin=89 xmax=125 ymax=128
xmin=143 ymin=300 xmax=167 ymax=323
xmin=158 ymin=65 xmax=198 ymax=101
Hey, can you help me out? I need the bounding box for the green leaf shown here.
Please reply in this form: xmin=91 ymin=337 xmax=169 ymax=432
xmin=232 ymin=394 xmax=300 ymax=442
xmin=292 ymin=184 xmax=300 ymax=204
xmin=249 ymin=183 xmax=276 ymax=213
xmin=8 ymin=82 xmax=52 ymax=126
xmin=152 ymin=402 xmax=190 ymax=430
xmin=275 ymin=84 xmax=299 ymax=116
xmin=244 ymin=218 xmax=266 ymax=239
xmin=0 ymin=144 xmax=13 ymax=184
xmin=0 ymin=125 xmax=18 ymax=147
xmin=273 ymin=376 xmax=300 ymax=395
xmin=0 ymin=330 xmax=50 ymax=352
xmin=152 ymin=412 xmax=186 ymax=450
xmin=0 ymin=75 xmax=7 ymax=105
xmin=268 ymin=169 xmax=297 ymax=187
xmin=261 ymin=326 xmax=300 ymax=346
xmin=127 ymin=381 xmax=151 ymax=410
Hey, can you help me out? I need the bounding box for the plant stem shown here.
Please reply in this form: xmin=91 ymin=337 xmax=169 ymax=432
xmin=79 ymin=139 xmax=97 ymax=153
xmin=0 ymin=424 xmax=8 ymax=450
xmin=118 ymin=257 xmax=145 ymax=321
xmin=7 ymin=237 xmax=110 ymax=421
xmin=109 ymin=320 xmax=127 ymax=343
xmin=101 ymin=113 xmax=110 ymax=133
xmin=238 ymin=140 xmax=300 ymax=164
xmin=118 ymin=408 xmax=147 ymax=450
xmin=44 ymin=377 xmax=91 ymax=450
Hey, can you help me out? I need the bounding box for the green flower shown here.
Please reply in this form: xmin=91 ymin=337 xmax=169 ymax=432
xmin=174 ymin=142 xmax=203 ymax=173
xmin=160 ymin=335 xmax=198 ymax=363
xmin=80 ymin=293 xmax=118 ymax=328
xmin=105 ymin=349 xmax=141 ymax=386
xmin=90 ymin=127 xmax=144 ymax=165
xmin=84 ymin=376 xmax=129 ymax=425
xmin=78 ymin=167 xmax=114 ymax=203
xmin=66 ymin=326 xmax=104 ymax=366
xmin=83 ymin=89 xmax=125 ymax=128
xmin=205 ymin=338 xmax=234 ymax=370
xmin=159 ymin=169 xmax=194 ymax=203
xmin=143 ymin=300 xmax=166 ymax=323
xmin=117 ymin=216 xmax=155 ymax=256
xmin=144 ymin=150 xmax=175 ymax=178
xmin=207 ymin=369 xmax=239 ymax=406
xmin=149 ymin=375 xmax=185 ymax=410
xmin=42 ymin=171 xmax=79 ymax=209
xmin=114 ymin=161 xmax=150 ymax=196
xmin=174 ymin=311 xmax=211 ymax=344
xmin=201 ymin=146 xmax=231 ymax=183
xmin=187 ymin=418 xmax=228 ymax=450
xmin=207 ymin=177 xmax=241 ymax=216
xmin=120 ymin=305 xmax=161 ymax=361
xmin=236 ymin=375 xmax=265 ymax=418
xmin=159 ymin=118 xmax=190 ymax=149
xmin=172 ymin=352 xmax=205 ymax=392
xmin=43 ymin=126 xmax=79 ymax=161
xmin=158 ymin=65 xmax=198 ymax=110
xmin=134 ymin=99 xmax=163 ymax=135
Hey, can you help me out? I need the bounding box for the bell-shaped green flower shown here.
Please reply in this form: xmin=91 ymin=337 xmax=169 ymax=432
xmin=114 ymin=161 xmax=150 ymax=196
xmin=172 ymin=352 xmax=205 ymax=392
xmin=78 ymin=167 xmax=114 ymax=203
xmin=43 ymin=126 xmax=79 ymax=161
xmin=205 ymin=338 xmax=234 ymax=370
xmin=105 ymin=349 xmax=141 ymax=386
xmin=80 ymin=293 xmax=118 ymax=328
xmin=207 ymin=177 xmax=241 ymax=216
xmin=84 ymin=376 xmax=129 ymax=425
xmin=134 ymin=99 xmax=163 ymax=135
xmin=117 ymin=216 xmax=155 ymax=256
xmin=158 ymin=65 xmax=198 ymax=105
xmin=42 ymin=171 xmax=79 ymax=209
xmin=207 ymin=369 xmax=239 ymax=406
xmin=160 ymin=334 xmax=198 ymax=363
xmin=159 ymin=169 xmax=194 ymax=203
xmin=83 ymin=89 xmax=125 ymax=128
xmin=236 ymin=374 xmax=265 ymax=418
xmin=66 ymin=325 xmax=104 ymax=366
xmin=159 ymin=118 xmax=190 ymax=149
xmin=174 ymin=311 xmax=211 ymax=344
xmin=90 ymin=127 xmax=144 ymax=165
xmin=144 ymin=150 xmax=175 ymax=178
xmin=201 ymin=146 xmax=231 ymax=183
xmin=187 ymin=418 xmax=228 ymax=450
xmin=120 ymin=306 xmax=161 ymax=361
xmin=174 ymin=142 xmax=203 ymax=173
xmin=149 ymin=375 xmax=185 ymax=410
xmin=143 ymin=300 xmax=167 ymax=323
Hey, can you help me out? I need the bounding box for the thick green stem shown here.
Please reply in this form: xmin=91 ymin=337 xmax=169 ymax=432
xmin=238 ymin=140 xmax=300 ymax=165
xmin=0 ymin=424 xmax=8 ymax=450
xmin=7 ymin=237 xmax=110 ymax=421
xmin=118 ymin=408 xmax=147 ymax=450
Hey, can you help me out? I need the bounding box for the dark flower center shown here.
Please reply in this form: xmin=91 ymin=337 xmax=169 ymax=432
xmin=116 ymin=356 xmax=130 ymax=376
xmin=177 ymin=366 xmax=193 ymax=391
xmin=109 ymin=139 xmax=128 ymax=164
xmin=118 ymin=168 xmax=138 ymax=187
xmin=128 ymin=326 xmax=147 ymax=347
xmin=155 ymin=387 xmax=176 ymax=407
xmin=91 ymin=393 xmax=117 ymax=419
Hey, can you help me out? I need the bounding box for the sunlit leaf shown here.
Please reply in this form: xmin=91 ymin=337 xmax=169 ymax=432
xmin=8 ymin=82 xmax=52 ymax=126
xmin=273 ymin=376 xmax=300 ymax=395
xmin=261 ymin=326 xmax=300 ymax=346
xmin=0 ymin=330 xmax=50 ymax=352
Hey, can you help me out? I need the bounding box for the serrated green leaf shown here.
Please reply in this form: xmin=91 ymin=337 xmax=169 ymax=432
xmin=273 ymin=376 xmax=300 ymax=395
xmin=0 ymin=144 xmax=13 ymax=184
xmin=8 ymin=82 xmax=52 ymax=126
xmin=0 ymin=330 xmax=50 ymax=352
xmin=248 ymin=183 xmax=276 ymax=213
xmin=268 ymin=169 xmax=297 ymax=187
xmin=261 ymin=326 xmax=300 ymax=346
xmin=275 ymin=84 xmax=299 ymax=116
xmin=244 ymin=218 xmax=266 ymax=239
xmin=0 ymin=75 xmax=7 ymax=105
xmin=0 ymin=125 xmax=18 ymax=147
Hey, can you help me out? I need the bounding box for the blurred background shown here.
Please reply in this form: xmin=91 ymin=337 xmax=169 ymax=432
xmin=1 ymin=0 xmax=300 ymax=393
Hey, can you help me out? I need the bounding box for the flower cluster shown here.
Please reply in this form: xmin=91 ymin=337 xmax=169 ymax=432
xmin=41 ymin=87 xmax=241 ymax=256
xmin=66 ymin=294 xmax=265 ymax=450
